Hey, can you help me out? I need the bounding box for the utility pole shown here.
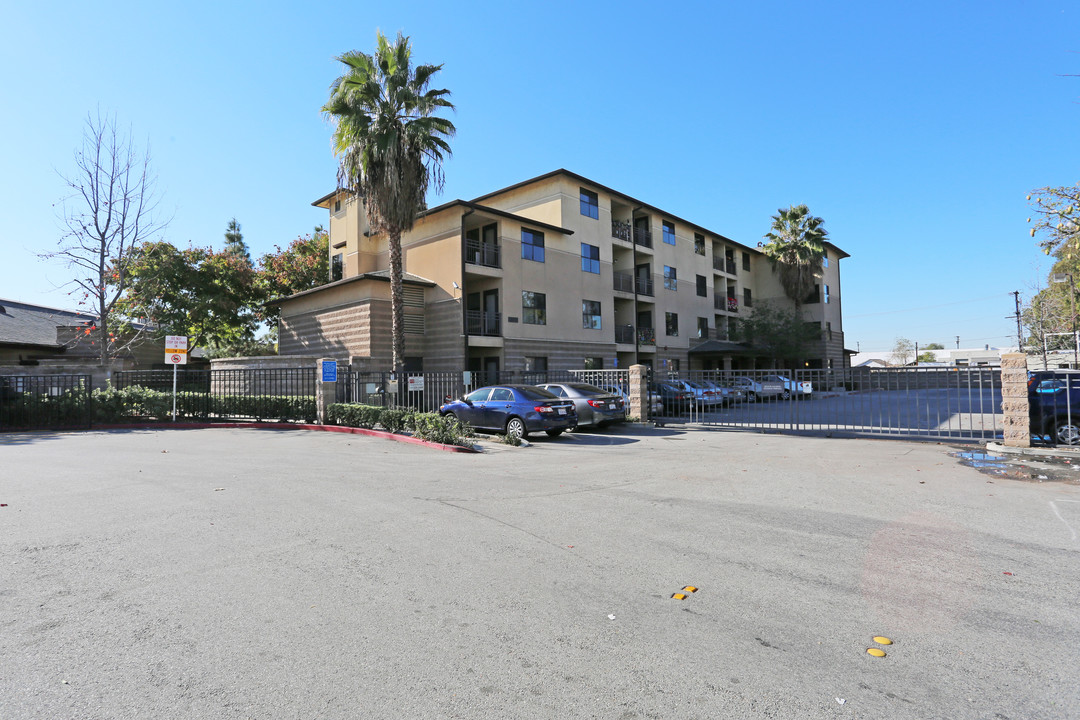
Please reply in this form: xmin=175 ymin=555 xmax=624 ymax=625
xmin=915 ymin=341 xmax=919 ymax=366
xmin=1012 ymin=291 xmax=1023 ymax=349
xmin=955 ymin=335 xmax=960 ymax=349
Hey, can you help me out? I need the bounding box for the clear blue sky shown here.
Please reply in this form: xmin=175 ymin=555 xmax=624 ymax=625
xmin=2 ymin=0 xmax=1077 ymax=352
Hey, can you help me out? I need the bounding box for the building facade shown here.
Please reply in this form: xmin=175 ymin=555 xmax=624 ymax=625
xmin=275 ymin=170 xmax=848 ymax=374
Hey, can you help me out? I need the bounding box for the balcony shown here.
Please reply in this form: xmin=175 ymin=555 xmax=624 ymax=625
xmin=613 ymin=271 xmax=634 ymax=293
xmin=466 ymin=310 xmax=501 ymax=336
xmin=633 ymin=226 xmax=652 ymax=248
xmin=714 ymin=296 xmax=739 ymax=312
xmin=727 ymin=296 xmax=738 ymax=312
xmin=615 ymin=324 xmax=635 ymax=344
xmin=636 ymin=276 xmax=654 ymax=296
xmin=637 ymin=327 xmax=656 ymax=346
xmin=611 ymin=220 xmax=632 ymax=243
xmin=465 ymin=239 xmax=500 ymax=268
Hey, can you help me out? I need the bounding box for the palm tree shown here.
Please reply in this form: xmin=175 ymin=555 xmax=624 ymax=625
xmin=322 ymin=31 xmax=455 ymax=375
xmin=761 ymin=204 xmax=828 ymax=309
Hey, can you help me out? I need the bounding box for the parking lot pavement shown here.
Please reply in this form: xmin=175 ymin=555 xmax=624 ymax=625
xmin=2 ymin=426 xmax=1079 ymax=719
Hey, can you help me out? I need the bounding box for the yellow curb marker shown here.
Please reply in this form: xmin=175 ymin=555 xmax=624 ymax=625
xmin=672 ymin=593 xmax=687 ymax=600
xmin=866 ymin=648 xmax=887 ymax=657
xmin=873 ymin=636 xmax=893 ymax=645
xmin=682 ymin=586 xmax=698 ymax=593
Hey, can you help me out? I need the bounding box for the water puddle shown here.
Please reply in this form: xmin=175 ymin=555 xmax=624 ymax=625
xmin=952 ymin=451 xmax=1009 ymax=470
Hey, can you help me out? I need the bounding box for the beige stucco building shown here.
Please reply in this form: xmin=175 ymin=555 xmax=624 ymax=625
xmin=274 ymin=170 xmax=848 ymax=375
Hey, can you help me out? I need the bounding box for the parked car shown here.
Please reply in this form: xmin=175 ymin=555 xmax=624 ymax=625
xmin=699 ymin=379 xmax=743 ymax=406
xmin=761 ymin=374 xmax=813 ymax=400
xmin=730 ymin=376 xmax=785 ymax=402
xmin=669 ymin=379 xmax=724 ymax=408
xmin=439 ymin=385 xmax=576 ymax=439
xmin=1028 ymin=370 xmax=1080 ymax=445
xmin=651 ymin=381 xmax=694 ymax=414
xmin=596 ymin=384 xmax=663 ymax=417
xmin=536 ymin=382 xmax=626 ymax=429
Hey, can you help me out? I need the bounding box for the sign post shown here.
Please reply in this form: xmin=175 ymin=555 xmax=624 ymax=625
xmin=165 ymin=336 xmax=189 ymax=421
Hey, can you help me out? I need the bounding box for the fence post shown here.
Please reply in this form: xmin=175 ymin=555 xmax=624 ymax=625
xmin=630 ymin=364 xmax=648 ymax=422
xmin=316 ymin=358 xmax=337 ymax=425
xmin=1000 ymin=353 xmax=1030 ymax=448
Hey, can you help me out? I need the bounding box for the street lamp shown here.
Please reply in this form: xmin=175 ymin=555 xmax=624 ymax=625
xmin=1051 ymin=272 xmax=1079 ymax=368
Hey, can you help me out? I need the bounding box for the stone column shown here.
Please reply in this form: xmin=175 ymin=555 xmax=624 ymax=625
xmin=1000 ymin=353 xmax=1030 ymax=448
xmin=630 ymin=364 xmax=648 ymax=422
xmin=315 ymin=358 xmax=337 ymax=425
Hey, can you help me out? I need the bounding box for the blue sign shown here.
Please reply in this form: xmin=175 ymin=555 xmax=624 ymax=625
xmin=321 ymin=360 xmax=338 ymax=383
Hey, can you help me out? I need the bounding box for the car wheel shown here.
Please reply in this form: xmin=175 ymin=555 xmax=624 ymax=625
xmin=1054 ymin=418 xmax=1080 ymax=446
xmin=545 ymin=429 xmax=563 ymax=438
xmin=505 ymin=416 xmax=528 ymax=440
xmin=782 ymin=389 xmax=791 ymax=400
xmin=747 ymin=391 xmax=757 ymax=403
xmin=444 ymin=411 xmax=457 ymax=421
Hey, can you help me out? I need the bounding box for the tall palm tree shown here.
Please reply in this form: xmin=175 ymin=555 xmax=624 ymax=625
xmin=322 ymin=31 xmax=455 ymax=375
xmin=761 ymin=204 xmax=828 ymax=309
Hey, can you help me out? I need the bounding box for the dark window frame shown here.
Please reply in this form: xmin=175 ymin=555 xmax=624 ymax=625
xmin=582 ymin=300 xmax=602 ymax=330
xmin=664 ymin=265 xmax=677 ymax=291
xmin=696 ymin=274 xmax=707 ymax=298
xmin=522 ymin=228 xmax=545 ymax=262
xmin=581 ymin=243 xmax=600 ymax=274
xmin=665 ymin=311 xmax=679 ymax=337
xmin=522 ymin=291 xmax=547 ymax=325
xmin=662 ymin=220 xmax=676 ymax=245
xmin=580 ymin=188 xmax=599 ymax=219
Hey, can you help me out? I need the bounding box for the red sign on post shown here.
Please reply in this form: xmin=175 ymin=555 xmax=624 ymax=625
xmin=165 ymin=335 xmax=188 ymax=365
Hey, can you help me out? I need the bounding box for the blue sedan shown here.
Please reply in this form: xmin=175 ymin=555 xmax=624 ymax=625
xmin=439 ymin=385 xmax=577 ymax=439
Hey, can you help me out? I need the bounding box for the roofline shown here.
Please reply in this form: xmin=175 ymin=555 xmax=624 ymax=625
xmin=311 ymin=188 xmax=353 ymax=208
xmin=265 ymin=271 xmax=437 ymax=306
xmin=0 ymin=298 xmax=97 ymax=319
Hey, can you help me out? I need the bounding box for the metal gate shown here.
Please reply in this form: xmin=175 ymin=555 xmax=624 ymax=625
xmin=652 ymin=367 xmax=1002 ymax=442
xmin=0 ymin=375 xmax=93 ymax=430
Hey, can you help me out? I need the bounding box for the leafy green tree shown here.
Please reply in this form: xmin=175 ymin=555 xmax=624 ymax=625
xmin=761 ymin=204 xmax=828 ymax=309
xmin=923 ymin=342 xmax=945 ymax=350
xmin=736 ymin=301 xmax=821 ymax=367
xmin=223 ymin=218 xmax=250 ymax=262
xmin=322 ymin=31 xmax=455 ymax=374
xmin=1027 ymin=184 xmax=1080 ymax=258
xmin=257 ymin=228 xmax=330 ymax=326
xmin=916 ymin=351 xmax=936 ymax=363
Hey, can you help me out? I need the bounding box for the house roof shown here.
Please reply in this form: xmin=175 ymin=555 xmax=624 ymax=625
xmin=0 ymin=298 xmax=96 ymax=349
xmin=266 ymin=271 xmax=437 ymax=306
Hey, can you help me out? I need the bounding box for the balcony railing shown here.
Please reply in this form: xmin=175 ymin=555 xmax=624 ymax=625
xmin=613 ymin=271 xmax=634 ymax=293
xmin=712 ymin=257 xmax=724 ymax=272
xmin=466 ymin=310 xmax=501 ymax=336
xmin=633 ymin=226 xmax=652 ymax=248
xmin=465 ymin=239 xmax=501 ymax=269
xmin=714 ymin=295 xmax=739 ymax=312
xmin=615 ymin=324 xmax=635 ymax=344
xmin=727 ymin=296 xmax=739 ymax=312
xmin=611 ymin=220 xmax=632 ymax=242
xmin=636 ymin=276 xmax=654 ymax=296
xmin=726 ymin=259 xmax=737 ymax=274
xmin=637 ymin=327 xmax=656 ymax=346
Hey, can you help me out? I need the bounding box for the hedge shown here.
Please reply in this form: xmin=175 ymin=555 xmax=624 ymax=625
xmin=327 ymin=403 xmax=474 ymax=447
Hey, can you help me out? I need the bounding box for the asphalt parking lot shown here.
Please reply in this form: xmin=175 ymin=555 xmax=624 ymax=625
xmin=2 ymin=426 xmax=1079 ymax=719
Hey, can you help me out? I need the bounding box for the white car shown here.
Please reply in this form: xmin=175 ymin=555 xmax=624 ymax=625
xmin=730 ymin=376 xmax=785 ymax=402
xmin=762 ymin=374 xmax=813 ymax=399
xmin=598 ymin=384 xmax=663 ymax=416
xmin=669 ymin=379 xmax=724 ymax=408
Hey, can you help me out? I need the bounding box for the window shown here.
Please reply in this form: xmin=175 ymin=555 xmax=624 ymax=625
xmin=491 ymin=388 xmax=513 ymax=402
xmin=664 ymin=265 xmax=677 ymax=291
xmin=524 ymin=356 xmax=547 ymax=372
xmin=663 ymin=220 xmax=676 ymax=245
xmin=824 ymin=284 xmax=831 ymax=304
xmin=522 ymin=228 xmax=545 ymax=262
xmin=583 ymin=300 xmax=601 ymax=330
xmin=580 ymin=188 xmax=599 ymax=219
xmin=581 ymin=243 xmax=600 ymax=274
xmin=697 ymin=317 xmax=709 ymax=338
xmin=743 ymin=288 xmax=752 ymax=308
xmin=696 ymin=274 xmax=707 ymax=298
xmin=333 ymin=199 xmax=341 ymax=213
xmin=665 ymin=312 xmax=679 ymax=337
xmin=694 ymin=233 xmax=705 ymax=255
xmin=742 ymin=251 xmax=750 ymax=272
xmin=465 ymin=387 xmax=491 ymax=403
xmin=826 ymin=321 xmax=833 ymax=341
xmin=822 ymin=250 xmax=829 ymax=268
xmin=522 ymin=291 xmax=546 ymax=325
xmin=331 ymin=253 xmax=343 ymax=282
xmin=805 ymin=284 xmax=821 ymax=304
xmin=584 ymin=357 xmax=603 ymax=370
xmin=729 ymin=316 xmax=738 ymax=338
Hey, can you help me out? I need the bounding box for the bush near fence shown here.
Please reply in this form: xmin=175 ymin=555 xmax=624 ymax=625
xmin=327 ymin=402 xmax=474 ymax=447
xmin=90 ymin=386 xmax=317 ymax=423
xmin=1 ymin=388 xmax=91 ymax=428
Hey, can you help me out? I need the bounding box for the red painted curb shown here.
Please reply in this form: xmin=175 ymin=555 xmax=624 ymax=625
xmin=45 ymin=422 xmax=481 ymax=454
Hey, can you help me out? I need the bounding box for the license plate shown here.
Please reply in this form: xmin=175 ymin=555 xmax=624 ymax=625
xmin=608 ymin=403 xmax=616 ymax=410
xmin=557 ymin=408 xmax=566 ymax=415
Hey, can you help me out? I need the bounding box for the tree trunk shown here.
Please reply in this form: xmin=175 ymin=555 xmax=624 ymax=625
xmin=389 ymin=228 xmax=405 ymax=377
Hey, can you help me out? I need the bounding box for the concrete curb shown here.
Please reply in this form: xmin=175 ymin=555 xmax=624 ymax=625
xmin=61 ymin=422 xmax=482 ymax=454
xmin=986 ymin=441 xmax=1080 ymax=458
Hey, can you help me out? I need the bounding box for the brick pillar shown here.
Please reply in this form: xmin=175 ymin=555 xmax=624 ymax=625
xmin=630 ymin=364 xmax=648 ymax=422
xmin=1000 ymin=353 xmax=1030 ymax=448
xmin=316 ymin=358 xmax=337 ymax=425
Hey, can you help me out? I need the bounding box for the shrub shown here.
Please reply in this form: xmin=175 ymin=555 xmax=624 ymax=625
xmin=327 ymin=403 xmax=383 ymax=429
xmin=92 ymin=386 xmax=172 ymax=423
xmin=412 ymin=412 xmax=475 ymax=447
xmin=379 ymin=408 xmax=408 ymax=434
xmin=497 ymin=433 xmax=522 ymax=447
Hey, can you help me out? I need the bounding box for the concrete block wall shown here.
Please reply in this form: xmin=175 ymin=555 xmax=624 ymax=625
xmin=999 ymin=353 xmax=1030 ymax=448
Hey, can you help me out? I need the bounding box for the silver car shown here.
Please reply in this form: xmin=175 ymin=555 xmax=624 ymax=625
xmin=537 ymin=382 xmax=626 ymax=428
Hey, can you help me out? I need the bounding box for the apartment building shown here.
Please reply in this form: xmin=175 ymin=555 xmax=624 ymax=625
xmin=275 ymin=169 xmax=848 ymax=374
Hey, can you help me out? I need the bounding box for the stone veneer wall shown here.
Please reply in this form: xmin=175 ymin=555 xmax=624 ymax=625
xmin=999 ymin=352 xmax=1030 ymax=448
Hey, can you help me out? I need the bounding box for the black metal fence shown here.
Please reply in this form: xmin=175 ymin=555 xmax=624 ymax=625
xmin=0 ymin=375 xmax=93 ymax=430
xmin=651 ymin=367 xmax=1003 ymax=441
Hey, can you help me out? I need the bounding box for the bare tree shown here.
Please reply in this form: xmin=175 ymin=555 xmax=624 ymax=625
xmin=43 ymin=113 xmax=167 ymax=365
xmin=891 ymin=337 xmax=914 ymax=366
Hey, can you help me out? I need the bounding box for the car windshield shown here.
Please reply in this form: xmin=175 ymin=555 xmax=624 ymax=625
xmin=515 ymin=386 xmax=558 ymax=401
xmin=566 ymin=383 xmax=608 ymax=395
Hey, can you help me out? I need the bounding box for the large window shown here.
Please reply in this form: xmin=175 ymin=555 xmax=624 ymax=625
xmin=581 ymin=243 xmax=600 ymax=274
xmin=822 ymin=249 xmax=829 ymax=268
xmin=665 ymin=312 xmax=679 ymax=337
xmin=584 ymin=357 xmax=603 ymax=370
xmin=697 ymin=317 xmax=709 ymax=338
xmin=664 ymin=265 xmax=677 ymax=291
xmin=743 ymin=288 xmax=752 ymax=308
xmin=331 ymin=253 xmax=343 ymax=282
xmin=742 ymin=251 xmax=751 ymax=272
xmin=824 ymin=284 xmax=830 ymax=304
xmin=580 ymin=188 xmax=599 ymax=219
xmin=522 ymin=228 xmax=545 ymax=262
xmin=696 ymin=274 xmax=707 ymax=297
xmin=694 ymin=233 xmax=705 ymax=256
xmin=522 ymin=291 xmax=546 ymax=325
xmin=663 ymin=220 xmax=676 ymax=245
xmin=582 ymin=300 xmax=601 ymax=330
xmin=524 ymin=356 xmax=548 ymax=373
